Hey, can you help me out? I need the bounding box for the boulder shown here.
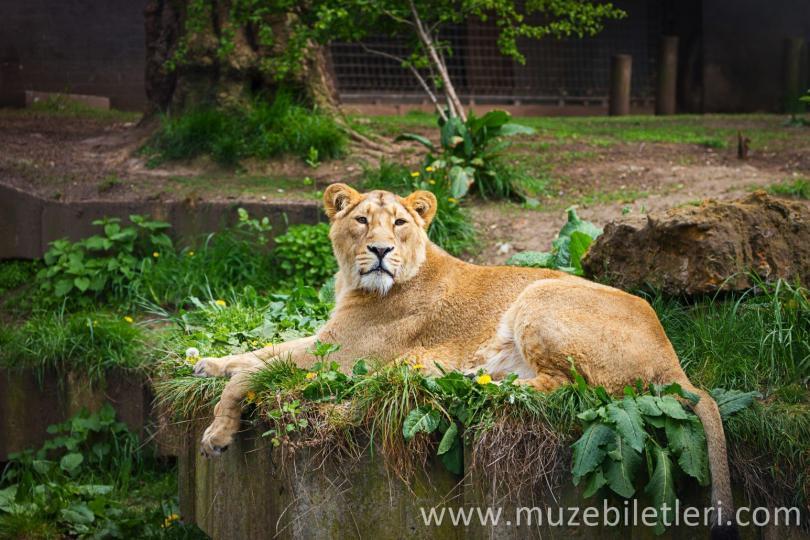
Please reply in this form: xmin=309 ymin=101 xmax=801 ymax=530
xmin=582 ymin=192 xmax=810 ymax=295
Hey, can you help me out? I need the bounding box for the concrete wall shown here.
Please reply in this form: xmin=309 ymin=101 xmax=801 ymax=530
xmin=702 ymin=0 xmax=810 ymax=112
xmin=0 ymin=183 xmax=322 ymax=260
xmin=0 ymin=0 xmax=147 ymax=110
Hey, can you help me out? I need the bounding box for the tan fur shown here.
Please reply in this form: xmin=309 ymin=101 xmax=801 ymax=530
xmin=195 ymin=184 xmax=734 ymax=526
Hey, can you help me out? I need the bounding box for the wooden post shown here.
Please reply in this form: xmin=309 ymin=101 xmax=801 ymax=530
xmin=609 ymin=54 xmax=632 ymax=116
xmin=783 ymin=37 xmax=805 ymax=113
xmin=656 ymin=36 xmax=679 ymax=115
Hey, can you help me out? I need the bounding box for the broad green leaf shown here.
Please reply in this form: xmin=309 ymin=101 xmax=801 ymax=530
xmin=657 ymin=396 xmax=689 ymax=420
xmin=440 ymin=436 xmax=463 ymax=474
xmin=438 ymin=422 xmax=459 ymax=455
xmin=583 ymin=469 xmax=607 ymax=497
xmin=54 ymin=279 xmax=73 ymax=296
xmin=606 ymin=398 xmax=646 ymax=452
xmin=480 ymin=110 xmax=510 ymax=128
xmin=60 ymin=452 xmax=84 ymax=473
xmin=506 ymin=251 xmax=555 ymax=268
xmin=499 ymin=122 xmax=536 ymax=136
xmin=644 ymin=447 xmax=678 ymax=535
xmin=605 ymin=435 xmax=642 ymax=497
xmin=568 ymin=231 xmax=594 ymax=276
xmin=73 ymin=276 xmax=90 ymax=292
xmin=394 ymin=133 xmax=435 ymax=151
xmin=636 ymin=395 xmax=663 ymax=416
xmin=448 ymin=165 xmax=473 ymax=198
xmin=665 ymin=418 xmax=709 ymax=485
xmin=709 ymin=388 xmax=761 ymax=420
xmin=60 ymin=503 xmax=95 ymax=525
xmin=402 ymin=406 xmax=440 ymax=441
xmin=571 ymin=423 xmax=615 ymax=481
xmin=0 ymin=485 xmax=18 ymax=512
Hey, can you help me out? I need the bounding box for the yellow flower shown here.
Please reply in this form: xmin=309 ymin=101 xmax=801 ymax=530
xmin=447 ymin=197 xmax=458 ymax=204
xmin=187 ymin=250 xmax=195 ymax=257
xmin=305 ymin=372 xmax=318 ymax=380
xmin=412 ymin=363 xmax=425 ymax=370
xmin=215 ymin=299 xmax=226 ymax=307
xmin=123 ymin=316 xmax=134 ymax=323
xmin=410 ymin=171 xmax=420 ymax=177
xmin=162 ymin=513 xmax=180 ymax=528
xmin=425 ymin=166 xmax=434 ymax=172
xmin=428 ymin=179 xmax=436 ymax=185
xmin=245 ymin=391 xmax=256 ymax=403
xmin=476 ymin=374 xmax=493 ymax=385
xmin=152 ymin=251 xmax=160 ymax=258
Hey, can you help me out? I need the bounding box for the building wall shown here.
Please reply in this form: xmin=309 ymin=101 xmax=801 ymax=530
xmin=0 ymin=0 xmax=147 ymax=110
xmin=702 ymin=0 xmax=810 ymax=112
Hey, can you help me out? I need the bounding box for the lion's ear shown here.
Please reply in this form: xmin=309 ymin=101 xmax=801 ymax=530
xmin=323 ymin=183 xmax=361 ymax=219
xmin=403 ymin=190 xmax=437 ymax=229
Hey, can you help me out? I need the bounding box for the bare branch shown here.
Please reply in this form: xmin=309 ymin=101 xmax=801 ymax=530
xmin=407 ymin=0 xmax=466 ymax=120
xmin=360 ymin=44 xmax=447 ymax=122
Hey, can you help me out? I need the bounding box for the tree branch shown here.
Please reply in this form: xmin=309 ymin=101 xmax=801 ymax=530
xmin=407 ymin=0 xmax=466 ymax=120
xmin=360 ymin=44 xmax=447 ymax=122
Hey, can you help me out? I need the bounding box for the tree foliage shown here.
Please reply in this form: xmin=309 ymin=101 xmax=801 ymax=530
xmin=174 ymin=0 xmax=625 ymax=117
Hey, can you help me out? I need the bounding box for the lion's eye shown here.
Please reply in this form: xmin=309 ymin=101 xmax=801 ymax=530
xmin=355 ymin=216 xmax=368 ymax=225
xmin=394 ymin=218 xmax=407 ymax=226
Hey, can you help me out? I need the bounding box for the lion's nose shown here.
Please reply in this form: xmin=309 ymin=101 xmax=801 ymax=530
xmin=367 ymin=244 xmax=394 ymax=260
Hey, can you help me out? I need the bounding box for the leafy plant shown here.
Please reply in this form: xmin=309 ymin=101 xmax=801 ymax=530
xmin=398 ymin=109 xmax=535 ymax=199
xmin=37 ymin=215 xmax=172 ymax=307
xmin=0 ymin=406 xmax=203 ymax=539
xmin=569 ymin=377 xmax=743 ymax=534
xmin=507 ymin=206 xmax=602 ymax=275
xmin=273 ymin=223 xmax=337 ymax=287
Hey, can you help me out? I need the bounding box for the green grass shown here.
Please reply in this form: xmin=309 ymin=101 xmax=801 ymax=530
xmin=767 ymin=177 xmax=810 ymax=199
xmin=0 ymin=310 xmax=150 ymax=383
xmin=0 ymin=260 xmax=39 ymax=296
xmin=19 ymin=94 xmax=141 ymax=122
xmin=145 ymin=92 xmax=346 ymax=166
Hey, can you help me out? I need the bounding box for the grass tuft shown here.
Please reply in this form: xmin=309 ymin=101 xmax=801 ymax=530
xmin=145 ymin=92 xmax=346 ymax=166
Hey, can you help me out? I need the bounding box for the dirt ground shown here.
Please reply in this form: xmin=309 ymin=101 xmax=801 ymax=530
xmin=1 ymin=108 xmax=808 ymax=264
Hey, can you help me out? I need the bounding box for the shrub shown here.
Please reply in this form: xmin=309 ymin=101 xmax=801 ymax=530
xmin=273 ymin=223 xmax=337 ymax=287
xmin=37 ymin=215 xmax=172 ymax=308
xmin=146 ymin=92 xmax=346 ymax=165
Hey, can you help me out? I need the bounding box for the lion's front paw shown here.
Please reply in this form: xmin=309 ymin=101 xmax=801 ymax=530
xmin=200 ymin=422 xmax=234 ymax=458
xmin=193 ymin=357 xmax=223 ymax=378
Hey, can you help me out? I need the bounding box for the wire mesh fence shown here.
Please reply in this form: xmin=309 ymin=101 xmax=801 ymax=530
xmin=329 ymin=0 xmax=661 ymax=105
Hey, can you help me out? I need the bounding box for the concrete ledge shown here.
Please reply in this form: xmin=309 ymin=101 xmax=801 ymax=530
xmin=179 ymin=425 xmax=806 ymax=539
xmin=0 ymin=183 xmax=322 ymax=260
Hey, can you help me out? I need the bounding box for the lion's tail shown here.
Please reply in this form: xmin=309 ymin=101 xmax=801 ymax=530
xmin=677 ymin=380 xmax=739 ymax=540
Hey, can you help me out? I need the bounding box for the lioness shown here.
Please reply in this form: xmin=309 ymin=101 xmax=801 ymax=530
xmin=194 ymin=184 xmax=736 ymax=537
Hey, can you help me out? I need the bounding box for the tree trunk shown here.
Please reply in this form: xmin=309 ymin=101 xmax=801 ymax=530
xmin=143 ymin=0 xmax=340 ymax=116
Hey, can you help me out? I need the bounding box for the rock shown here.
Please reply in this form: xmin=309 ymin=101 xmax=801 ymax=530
xmin=582 ymin=191 xmax=810 ymax=295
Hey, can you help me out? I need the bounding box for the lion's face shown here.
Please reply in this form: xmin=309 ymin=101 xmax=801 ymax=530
xmin=323 ymin=184 xmax=437 ymax=296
